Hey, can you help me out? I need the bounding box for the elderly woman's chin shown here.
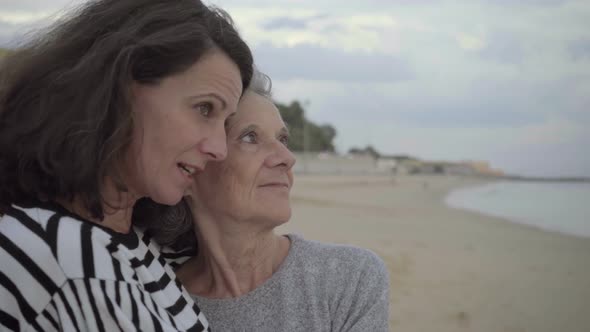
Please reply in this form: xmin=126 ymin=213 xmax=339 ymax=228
xmin=256 ymin=200 xmax=292 ymax=227
xmin=253 ymin=185 xmax=292 ymax=224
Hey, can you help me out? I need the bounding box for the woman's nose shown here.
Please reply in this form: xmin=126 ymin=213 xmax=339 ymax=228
xmin=198 ymin=124 xmax=228 ymax=161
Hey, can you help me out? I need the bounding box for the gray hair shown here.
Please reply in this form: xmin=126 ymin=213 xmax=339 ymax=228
xmin=132 ymin=69 xmax=273 ymax=250
xmin=249 ymin=68 xmax=273 ymax=99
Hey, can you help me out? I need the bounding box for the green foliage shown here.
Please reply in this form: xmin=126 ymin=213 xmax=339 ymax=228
xmin=348 ymin=145 xmax=381 ymax=158
xmin=276 ymin=100 xmax=336 ymax=152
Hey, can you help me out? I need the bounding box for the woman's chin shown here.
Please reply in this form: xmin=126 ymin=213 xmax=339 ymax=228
xmin=149 ymin=189 xmax=185 ymax=206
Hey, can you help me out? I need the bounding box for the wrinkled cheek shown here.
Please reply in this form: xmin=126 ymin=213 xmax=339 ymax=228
xmin=237 ymin=143 xmax=259 ymax=153
xmin=194 ymin=167 xmax=238 ymax=211
xmin=227 ymin=175 xmax=252 ymax=215
xmin=222 ymin=176 xmax=243 ymax=206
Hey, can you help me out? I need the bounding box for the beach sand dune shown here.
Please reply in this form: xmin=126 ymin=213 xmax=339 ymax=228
xmin=278 ymin=175 xmax=590 ymax=332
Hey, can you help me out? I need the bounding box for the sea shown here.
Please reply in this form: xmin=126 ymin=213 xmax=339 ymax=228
xmin=445 ymin=181 xmax=590 ymax=238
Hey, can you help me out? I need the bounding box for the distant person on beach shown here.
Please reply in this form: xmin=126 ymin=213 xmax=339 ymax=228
xmin=134 ymin=71 xmax=390 ymax=331
xmin=0 ymin=0 xmax=253 ymax=330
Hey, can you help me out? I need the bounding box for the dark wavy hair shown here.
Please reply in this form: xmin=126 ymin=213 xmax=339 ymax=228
xmin=0 ymin=0 xmax=253 ymax=218
xmin=133 ymin=70 xmax=273 ymax=250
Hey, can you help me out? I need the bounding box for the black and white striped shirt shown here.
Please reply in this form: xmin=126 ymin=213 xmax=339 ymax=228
xmin=0 ymin=202 xmax=209 ymax=331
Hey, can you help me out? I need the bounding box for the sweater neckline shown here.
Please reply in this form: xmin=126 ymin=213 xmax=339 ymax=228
xmin=191 ymin=233 xmax=302 ymax=309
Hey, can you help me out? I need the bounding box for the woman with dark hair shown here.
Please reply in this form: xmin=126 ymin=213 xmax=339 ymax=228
xmin=134 ymin=72 xmax=390 ymax=331
xmin=0 ymin=0 xmax=252 ymax=330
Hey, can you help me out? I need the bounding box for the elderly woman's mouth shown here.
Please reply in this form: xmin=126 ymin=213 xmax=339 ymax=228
xmin=259 ymin=182 xmax=290 ymax=188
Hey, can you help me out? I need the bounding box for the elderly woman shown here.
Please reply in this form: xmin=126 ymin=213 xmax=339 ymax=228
xmin=135 ymin=73 xmax=389 ymax=331
xmin=0 ymin=0 xmax=252 ymax=330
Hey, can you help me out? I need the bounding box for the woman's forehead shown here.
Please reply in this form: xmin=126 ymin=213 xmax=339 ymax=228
xmin=229 ymin=92 xmax=281 ymax=127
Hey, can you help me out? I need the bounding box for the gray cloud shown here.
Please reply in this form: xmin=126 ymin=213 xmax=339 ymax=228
xmin=0 ymin=20 xmax=15 ymax=46
xmin=390 ymin=104 xmax=540 ymax=128
xmin=477 ymin=31 xmax=525 ymax=64
xmin=480 ymin=0 xmax=567 ymax=6
xmin=262 ymin=17 xmax=308 ymax=30
xmin=0 ymin=0 xmax=84 ymax=12
xmin=319 ymin=23 xmax=346 ymax=34
xmin=261 ymin=14 xmax=328 ymax=30
xmin=214 ymin=0 xmax=439 ymax=6
xmin=303 ymin=81 xmax=543 ymax=129
xmin=274 ymin=72 xmax=589 ymax=133
xmin=0 ymin=20 xmax=29 ymax=47
xmin=0 ymin=18 xmax=55 ymax=47
xmin=568 ymin=38 xmax=590 ymax=60
xmin=254 ymin=43 xmax=414 ymax=82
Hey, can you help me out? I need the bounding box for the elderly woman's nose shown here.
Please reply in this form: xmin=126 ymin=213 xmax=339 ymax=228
xmin=265 ymin=140 xmax=296 ymax=169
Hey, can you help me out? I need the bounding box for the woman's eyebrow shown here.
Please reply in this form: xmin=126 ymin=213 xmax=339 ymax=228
xmin=187 ymin=93 xmax=227 ymax=108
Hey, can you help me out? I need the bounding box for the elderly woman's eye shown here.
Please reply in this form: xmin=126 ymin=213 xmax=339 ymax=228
xmin=195 ymin=102 xmax=213 ymax=117
xmin=279 ymin=135 xmax=289 ymax=146
xmin=240 ymin=132 xmax=257 ymax=144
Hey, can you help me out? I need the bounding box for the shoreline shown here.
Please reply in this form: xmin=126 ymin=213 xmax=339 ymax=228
xmin=445 ymin=179 xmax=590 ymax=240
xmin=280 ymin=174 xmax=590 ymax=332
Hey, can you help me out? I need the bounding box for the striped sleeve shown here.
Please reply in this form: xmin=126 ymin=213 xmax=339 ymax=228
xmin=0 ymin=209 xmax=66 ymax=332
xmin=1 ymin=205 xmax=210 ymax=331
xmin=40 ymin=278 xmax=161 ymax=332
xmin=41 ymin=277 xmax=210 ymax=332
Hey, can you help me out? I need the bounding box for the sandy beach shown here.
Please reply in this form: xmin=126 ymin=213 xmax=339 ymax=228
xmin=278 ymin=175 xmax=590 ymax=332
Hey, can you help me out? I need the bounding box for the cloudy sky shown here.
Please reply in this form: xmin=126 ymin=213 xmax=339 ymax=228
xmin=1 ymin=0 xmax=589 ymax=177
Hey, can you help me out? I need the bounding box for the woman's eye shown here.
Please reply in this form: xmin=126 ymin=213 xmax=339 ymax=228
xmin=240 ymin=132 xmax=257 ymax=144
xmin=195 ymin=102 xmax=213 ymax=117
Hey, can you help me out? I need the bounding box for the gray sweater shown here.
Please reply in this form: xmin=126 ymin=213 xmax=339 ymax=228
xmin=192 ymin=234 xmax=389 ymax=331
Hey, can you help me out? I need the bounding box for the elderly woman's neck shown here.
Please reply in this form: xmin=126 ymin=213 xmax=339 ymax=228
xmin=180 ymin=221 xmax=290 ymax=298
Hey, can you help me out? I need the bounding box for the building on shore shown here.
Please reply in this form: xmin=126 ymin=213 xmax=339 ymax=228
xmin=292 ymin=151 xmax=504 ymax=177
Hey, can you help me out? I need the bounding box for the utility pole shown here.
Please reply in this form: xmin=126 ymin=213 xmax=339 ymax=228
xmin=302 ymin=100 xmax=311 ymax=174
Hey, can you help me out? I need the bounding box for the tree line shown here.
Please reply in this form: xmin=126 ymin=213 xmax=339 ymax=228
xmin=276 ymin=100 xmax=336 ymax=152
